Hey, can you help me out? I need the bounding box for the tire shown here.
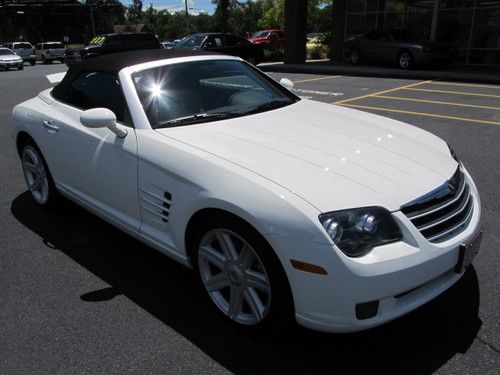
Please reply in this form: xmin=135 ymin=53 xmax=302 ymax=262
xmin=18 ymin=65 xmax=24 ymax=70
xmin=349 ymin=48 xmax=361 ymax=65
xmin=30 ymin=60 xmax=36 ymax=66
xmin=192 ymin=215 xmax=293 ymax=330
xmin=398 ymin=50 xmax=413 ymax=69
xmin=20 ymin=139 xmax=59 ymax=208
xmin=42 ymin=55 xmax=47 ymax=64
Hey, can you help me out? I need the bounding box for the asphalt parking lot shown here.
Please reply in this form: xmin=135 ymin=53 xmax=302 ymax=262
xmin=1 ymin=63 xmax=499 ymax=374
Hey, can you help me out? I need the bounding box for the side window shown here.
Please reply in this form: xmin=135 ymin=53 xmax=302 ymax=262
xmin=62 ymin=72 xmax=128 ymax=125
xmin=224 ymin=35 xmax=242 ymax=47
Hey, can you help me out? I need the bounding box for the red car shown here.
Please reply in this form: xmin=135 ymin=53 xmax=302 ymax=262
xmin=248 ymin=29 xmax=285 ymax=50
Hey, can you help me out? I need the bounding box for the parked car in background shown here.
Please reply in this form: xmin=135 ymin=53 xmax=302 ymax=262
xmin=344 ymin=29 xmax=453 ymax=69
xmin=161 ymin=41 xmax=174 ymax=49
xmin=2 ymin=42 xmax=36 ymax=65
xmin=65 ymin=33 xmax=161 ymax=66
xmin=0 ymin=48 xmax=24 ymax=70
xmin=248 ymin=29 xmax=286 ymax=50
xmin=174 ymin=33 xmax=264 ymax=65
xmin=35 ymin=42 xmax=66 ymax=64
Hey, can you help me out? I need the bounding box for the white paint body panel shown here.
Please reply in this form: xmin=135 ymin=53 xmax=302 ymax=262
xmin=11 ymin=55 xmax=482 ymax=332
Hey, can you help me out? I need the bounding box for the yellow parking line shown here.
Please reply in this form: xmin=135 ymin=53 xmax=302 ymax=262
xmin=334 ymin=80 xmax=433 ymax=105
xmin=403 ymin=87 xmax=500 ymax=98
xmin=293 ymin=75 xmax=342 ymax=84
xmin=375 ymin=95 xmax=500 ymax=111
xmin=428 ymin=81 xmax=500 ymax=90
xmin=339 ymin=103 xmax=500 ymax=126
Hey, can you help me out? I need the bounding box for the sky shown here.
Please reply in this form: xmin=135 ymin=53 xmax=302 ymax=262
xmin=121 ymin=0 xmax=217 ymax=15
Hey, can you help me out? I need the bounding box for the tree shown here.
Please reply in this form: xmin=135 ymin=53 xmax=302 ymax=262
xmin=127 ymin=0 xmax=143 ymax=24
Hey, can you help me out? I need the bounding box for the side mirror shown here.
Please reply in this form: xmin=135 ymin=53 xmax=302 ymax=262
xmin=279 ymin=78 xmax=294 ymax=91
xmin=80 ymin=108 xmax=127 ymax=138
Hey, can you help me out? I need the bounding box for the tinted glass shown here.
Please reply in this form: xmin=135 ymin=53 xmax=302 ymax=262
xmin=175 ymin=35 xmax=206 ymax=48
xmin=132 ymin=59 xmax=297 ymax=128
xmin=123 ymin=34 xmax=159 ymax=48
xmin=251 ymin=31 xmax=269 ymax=38
xmin=224 ymin=35 xmax=244 ymax=46
xmin=14 ymin=43 xmax=33 ymax=49
xmin=62 ymin=72 xmax=126 ymax=123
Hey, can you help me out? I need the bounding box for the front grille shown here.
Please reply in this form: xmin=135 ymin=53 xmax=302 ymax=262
xmin=401 ymin=167 xmax=473 ymax=242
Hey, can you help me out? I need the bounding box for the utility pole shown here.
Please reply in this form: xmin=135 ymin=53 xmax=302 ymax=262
xmin=185 ymin=0 xmax=190 ymax=35
xmin=88 ymin=0 xmax=96 ymax=37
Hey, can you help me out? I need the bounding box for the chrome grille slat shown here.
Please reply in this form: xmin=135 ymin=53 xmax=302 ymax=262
xmin=407 ymin=178 xmax=467 ymax=220
xmin=417 ymin=193 xmax=471 ymax=231
xmin=401 ymin=168 xmax=474 ymax=243
xmin=426 ymin=200 xmax=474 ymax=242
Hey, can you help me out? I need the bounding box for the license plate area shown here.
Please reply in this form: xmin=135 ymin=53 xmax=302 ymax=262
xmin=454 ymin=226 xmax=483 ymax=273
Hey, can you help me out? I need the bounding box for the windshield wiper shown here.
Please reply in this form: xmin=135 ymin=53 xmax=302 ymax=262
xmin=155 ymin=112 xmax=238 ymax=128
xmin=244 ymin=98 xmax=294 ymax=115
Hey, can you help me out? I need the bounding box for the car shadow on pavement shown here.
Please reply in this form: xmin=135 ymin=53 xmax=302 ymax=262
xmin=11 ymin=192 xmax=482 ymax=374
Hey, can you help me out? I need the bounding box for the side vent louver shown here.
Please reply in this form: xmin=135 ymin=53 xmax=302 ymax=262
xmin=140 ymin=188 xmax=172 ymax=224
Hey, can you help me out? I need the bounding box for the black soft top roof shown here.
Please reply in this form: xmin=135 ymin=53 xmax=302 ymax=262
xmin=52 ymin=49 xmax=221 ymax=100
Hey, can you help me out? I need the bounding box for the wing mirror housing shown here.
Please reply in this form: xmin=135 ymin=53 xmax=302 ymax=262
xmin=279 ymin=78 xmax=294 ymax=91
xmin=80 ymin=108 xmax=127 ymax=138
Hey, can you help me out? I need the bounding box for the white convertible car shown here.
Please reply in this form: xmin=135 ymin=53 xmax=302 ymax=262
xmin=11 ymin=50 xmax=482 ymax=332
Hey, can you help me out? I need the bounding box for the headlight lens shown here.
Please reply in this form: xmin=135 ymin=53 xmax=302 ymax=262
xmin=319 ymin=207 xmax=402 ymax=257
xmin=447 ymin=143 xmax=459 ymax=162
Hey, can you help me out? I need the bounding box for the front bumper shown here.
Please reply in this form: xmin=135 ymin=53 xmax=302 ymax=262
xmin=265 ymin=168 xmax=482 ymax=333
xmin=0 ymin=60 xmax=23 ymax=68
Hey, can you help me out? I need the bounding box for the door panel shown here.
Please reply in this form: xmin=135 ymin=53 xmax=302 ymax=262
xmin=40 ymin=102 xmax=140 ymax=230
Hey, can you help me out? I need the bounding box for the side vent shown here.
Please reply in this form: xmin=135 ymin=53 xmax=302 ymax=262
xmin=140 ymin=188 xmax=172 ymax=224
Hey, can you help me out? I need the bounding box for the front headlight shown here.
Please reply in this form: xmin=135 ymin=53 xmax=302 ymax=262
xmin=319 ymin=207 xmax=402 ymax=257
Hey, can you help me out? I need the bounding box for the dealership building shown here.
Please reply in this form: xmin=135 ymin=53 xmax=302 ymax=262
xmin=286 ymin=0 xmax=500 ymax=65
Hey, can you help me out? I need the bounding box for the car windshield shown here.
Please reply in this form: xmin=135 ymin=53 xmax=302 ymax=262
xmin=133 ymin=59 xmax=298 ymax=129
xmin=174 ymin=35 xmax=206 ymax=48
xmin=46 ymin=42 xmax=64 ymax=49
xmin=0 ymin=49 xmax=14 ymax=55
xmin=14 ymin=43 xmax=32 ymax=49
xmin=251 ymin=31 xmax=269 ymax=38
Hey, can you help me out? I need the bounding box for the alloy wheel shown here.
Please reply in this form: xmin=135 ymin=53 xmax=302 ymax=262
xmin=198 ymin=228 xmax=271 ymax=325
xmin=399 ymin=52 xmax=411 ymax=69
xmin=22 ymin=146 xmax=49 ymax=205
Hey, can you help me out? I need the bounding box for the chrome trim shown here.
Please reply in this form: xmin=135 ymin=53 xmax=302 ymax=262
xmin=426 ymin=198 xmax=474 ymax=242
xmin=417 ymin=193 xmax=471 ymax=231
xmin=407 ymin=179 xmax=467 ymax=220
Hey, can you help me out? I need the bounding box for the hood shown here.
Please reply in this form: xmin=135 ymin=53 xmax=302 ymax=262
xmin=0 ymin=54 xmax=21 ymax=61
xmin=248 ymin=38 xmax=268 ymax=43
xmin=156 ymin=100 xmax=457 ymax=212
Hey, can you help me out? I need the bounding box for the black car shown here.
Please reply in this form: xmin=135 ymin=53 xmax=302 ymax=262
xmin=65 ymin=33 xmax=161 ymax=66
xmin=344 ymin=29 xmax=453 ymax=69
xmin=174 ymin=33 xmax=264 ymax=65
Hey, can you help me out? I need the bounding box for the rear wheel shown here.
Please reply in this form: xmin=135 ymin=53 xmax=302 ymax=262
xmin=21 ymin=140 xmax=59 ymax=208
xmin=349 ymin=48 xmax=361 ymax=65
xmin=247 ymin=56 xmax=257 ymax=65
xmin=192 ymin=215 xmax=293 ymax=329
xmin=398 ymin=50 xmax=413 ymax=69
xmin=30 ymin=60 xmax=36 ymax=66
xmin=18 ymin=65 xmax=24 ymax=70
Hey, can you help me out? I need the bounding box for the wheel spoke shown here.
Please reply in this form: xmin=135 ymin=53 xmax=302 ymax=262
xmin=23 ymin=162 xmax=36 ymax=173
xmin=29 ymin=176 xmax=42 ymax=191
xmin=245 ymin=270 xmax=269 ymax=292
xmin=238 ymin=244 xmax=255 ymax=270
xmin=243 ymin=288 xmax=264 ymax=322
xmin=204 ymin=273 xmax=229 ymax=292
xmin=199 ymin=245 xmax=225 ymax=269
xmin=228 ymin=287 xmax=243 ymax=319
xmin=214 ymin=230 xmax=238 ymax=260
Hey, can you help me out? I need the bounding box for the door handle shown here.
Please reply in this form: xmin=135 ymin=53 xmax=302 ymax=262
xmin=43 ymin=120 xmax=59 ymax=132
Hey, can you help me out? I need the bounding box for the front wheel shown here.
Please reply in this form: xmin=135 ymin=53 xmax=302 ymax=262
xmin=21 ymin=141 xmax=59 ymax=208
xmin=398 ymin=51 xmax=413 ymax=69
xmin=193 ymin=216 xmax=293 ymax=329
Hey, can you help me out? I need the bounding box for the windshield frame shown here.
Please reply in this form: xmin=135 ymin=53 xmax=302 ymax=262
xmin=127 ymin=56 xmax=300 ymax=130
